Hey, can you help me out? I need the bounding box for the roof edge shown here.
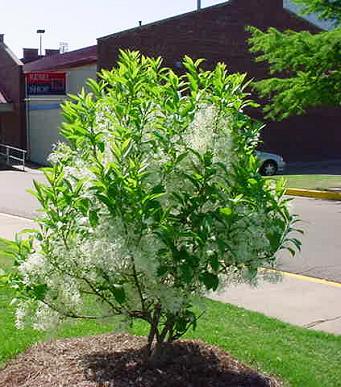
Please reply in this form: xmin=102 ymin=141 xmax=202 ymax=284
xmin=98 ymin=0 xmax=234 ymax=42
xmin=0 ymin=88 xmax=10 ymax=103
xmin=0 ymin=42 xmax=23 ymax=66
xmin=60 ymin=44 xmax=97 ymax=54
xmin=24 ymin=59 xmax=97 ymax=73
xmin=23 ymin=44 xmax=97 ymax=73
xmin=282 ymin=7 xmax=324 ymax=31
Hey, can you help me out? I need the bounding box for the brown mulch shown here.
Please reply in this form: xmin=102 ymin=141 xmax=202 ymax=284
xmin=0 ymin=333 xmax=281 ymax=387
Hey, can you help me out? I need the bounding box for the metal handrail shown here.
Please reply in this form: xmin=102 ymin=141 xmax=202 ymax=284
xmin=0 ymin=143 xmax=27 ymax=171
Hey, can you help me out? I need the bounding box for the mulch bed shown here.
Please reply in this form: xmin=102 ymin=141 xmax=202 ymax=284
xmin=0 ymin=333 xmax=281 ymax=386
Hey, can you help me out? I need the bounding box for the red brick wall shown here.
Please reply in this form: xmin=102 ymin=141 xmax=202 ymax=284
xmin=0 ymin=42 xmax=26 ymax=149
xmin=98 ymin=0 xmax=341 ymax=162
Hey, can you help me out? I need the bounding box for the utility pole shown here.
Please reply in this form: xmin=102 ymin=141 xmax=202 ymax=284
xmin=36 ymin=29 xmax=45 ymax=56
xmin=197 ymin=0 xmax=201 ymax=10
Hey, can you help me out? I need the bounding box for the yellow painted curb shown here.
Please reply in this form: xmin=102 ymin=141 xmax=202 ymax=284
xmin=263 ymin=268 xmax=341 ymax=288
xmin=286 ymin=188 xmax=341 ymax=201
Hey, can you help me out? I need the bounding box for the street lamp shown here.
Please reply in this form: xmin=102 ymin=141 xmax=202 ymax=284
xmin=36 ymin=29 xmax=45 ymax=56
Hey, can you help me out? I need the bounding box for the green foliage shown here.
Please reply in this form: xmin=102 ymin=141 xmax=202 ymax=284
xmin=293 ymin=0 xmax=341 ymax=27
xmin=248 ymin=0 xmax=341 ymax=120
xmin=10 ymin=51 xmax=299 ymax=360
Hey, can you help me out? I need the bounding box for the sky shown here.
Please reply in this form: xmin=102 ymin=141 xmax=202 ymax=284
xmin=0 ymin=0 xmax=226 ymax=58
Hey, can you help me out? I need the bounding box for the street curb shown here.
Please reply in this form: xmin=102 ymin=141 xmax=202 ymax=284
xmin=263 ymin=269 xmax=341 ymax=288
xmin=286 ymin=188 xmax=341 ymax=201
xmin=0 ymin=212 xmax=35 ymax=222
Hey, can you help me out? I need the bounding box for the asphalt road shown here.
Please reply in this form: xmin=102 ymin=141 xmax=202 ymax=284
xmin=276 ymin=196 xmax=341 ymax=283
xmin=0 ymin=167 xmax=340 ymax=282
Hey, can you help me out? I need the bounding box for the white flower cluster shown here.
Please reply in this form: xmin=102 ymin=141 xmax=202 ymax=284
xmin=16 ymin=210 xmax=170 ymax=329
xmin=151 ymin=285 xmax=185 ymax=314
xmin=186 ymin=106 xmax=217 ymax=154
xmin=228 ymin=207 xmax=273 ymax=263
xmin=48 ymin=142 xmax=72 ymax=164
xmin=19 ymin=252 xmax=46 ymax=285
xmin=32 ymin=302 xmax=61 ymax=331
xmin=15 ymin=300 xmax=61 ymax=331
xmin=185 ymin=105 xmax=234 ymax=167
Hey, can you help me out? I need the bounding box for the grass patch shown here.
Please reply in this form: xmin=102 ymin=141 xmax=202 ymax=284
xmin=0 ymin=238 xmax=17 ymax=271
xmin=1 ymin=239 xmax=341 ymax=386
xmin=270 ymin=174 xmax=341 ymax=191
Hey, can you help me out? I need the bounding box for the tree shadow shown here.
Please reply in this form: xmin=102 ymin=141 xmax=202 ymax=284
xmin=284 ymin=160 xmax=341 ymax=176
xmin=81 ymin=341 xmax=277 ymax=386
xmin=0 ymin=159 xmax=43 ymax=174
xmin=0 ymin=162 xmax=17 ymax=171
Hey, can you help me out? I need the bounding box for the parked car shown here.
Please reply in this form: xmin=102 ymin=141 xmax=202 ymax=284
xmin=256 ymin=151 xmax=286 ymax=176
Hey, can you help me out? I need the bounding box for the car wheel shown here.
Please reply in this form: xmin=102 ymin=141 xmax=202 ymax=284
xmin=260 ymin=160 xmax=278 ymax=176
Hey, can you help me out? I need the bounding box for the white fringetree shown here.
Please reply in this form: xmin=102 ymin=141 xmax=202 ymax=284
xmin=10 ymin=51 xmax=300 ymax=362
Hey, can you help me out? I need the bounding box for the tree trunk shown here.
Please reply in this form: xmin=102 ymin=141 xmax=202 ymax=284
xmin=144 ymin=306 xmax=176 ymax=367
xmin=147 ymin=341 xmax=172 ymax=368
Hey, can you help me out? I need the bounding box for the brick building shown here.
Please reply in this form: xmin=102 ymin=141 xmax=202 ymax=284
xmin=0 ymin=37 xmax=62 ymax=151
xmin=98 ymin=0 xmax=341 ymax=161
xmin=0 ymin=34 xmax=26 ymax=149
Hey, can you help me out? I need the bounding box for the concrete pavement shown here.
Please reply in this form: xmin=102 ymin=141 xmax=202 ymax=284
xmin=0 ymin=165 xmax=44 ymax=219
xmin=0 ymin=212 xmax=36 ymax=240
xmin=210 ymin=272 xmax=341 ymax=335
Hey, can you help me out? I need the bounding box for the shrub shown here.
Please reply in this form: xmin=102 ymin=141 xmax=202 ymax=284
xmin=10 ymin=51 xmax=299 ymax=362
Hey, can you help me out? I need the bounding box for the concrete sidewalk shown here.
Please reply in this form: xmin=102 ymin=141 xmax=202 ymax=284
xmin=0 ymin=212 xmax=36 ymax=240
xmin=210 ymin=272 xmax=341 ymax=335
xmin=0 ymin=166 xmax=44 ymax=219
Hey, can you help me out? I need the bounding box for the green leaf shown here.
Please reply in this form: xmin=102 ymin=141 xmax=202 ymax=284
xmin=112 ymin=285 xmax=126 ymax=304
xmin=31 ymin=284 xmax=48 ymax=301
xmin=157 ymin=265 xmax=169 ymax=277
xmin=89 ymin=210 xmax=99 ymax=227
xmin=219 ymin=207 xmax=232 ymax=217
xmin=209 ymin=255 xmax=220 ymax=272
xmin=248 ymin=178 xmax=257 ymax=186
xmin=200 ymin=272 xmax=219 ymax=291
xmin=180 ymin=263 xmax=193 ymax=284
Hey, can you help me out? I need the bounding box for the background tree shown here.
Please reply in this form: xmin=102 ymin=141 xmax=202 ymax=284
xmin=248 ymin=0 xmax=341 ymax=120
xmin=294 ymin=0 xmax=341 ymax=25
xmin=10 ymin=51 xmax=299 ymax=364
